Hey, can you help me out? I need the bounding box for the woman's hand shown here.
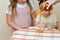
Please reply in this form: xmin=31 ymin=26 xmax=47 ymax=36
xmin=45 ymin=0 xmax=60 ymax=9
xmin=45 ymin=0 xmax=56 ymax=9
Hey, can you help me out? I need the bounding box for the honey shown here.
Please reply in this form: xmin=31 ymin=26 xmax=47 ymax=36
xmin=36 ymin=10 xmax=41 ymax=16
xmin=37 ymin=28 xmax=43 ymax=33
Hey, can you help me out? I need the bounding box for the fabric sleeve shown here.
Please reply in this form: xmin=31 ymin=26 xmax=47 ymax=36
xmin=5 ymin=3 xmax=12 ymax=15
xmin=29 ymin=0 xmax=37 ymax=12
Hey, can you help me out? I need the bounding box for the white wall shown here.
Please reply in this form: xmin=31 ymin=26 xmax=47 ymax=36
xmin=0 ymin=0 xmax=60 ymax=40
xmin=0 ymin=0 xmax=11 ymax=40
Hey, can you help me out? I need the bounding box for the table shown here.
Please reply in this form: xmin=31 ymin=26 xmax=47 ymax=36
xmin=10 ymin=27 xmax=60 ymax=40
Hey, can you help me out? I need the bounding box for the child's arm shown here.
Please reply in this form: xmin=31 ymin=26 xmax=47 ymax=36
xmin=6 ymin=14 xmax=20 ymax=30
xmin=48 ymin=22 xmax=58 ymax=30
xmin=52 ymin=15 xmax=58 ymax=29
xmin=35 ymin=22 xmax=46 ymax=28
xmin=53 ymin=22 xmax=58 ymax=29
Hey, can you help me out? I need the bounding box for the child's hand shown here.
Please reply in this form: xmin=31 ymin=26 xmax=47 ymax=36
xmin=21 ymin=25 xmax=29 ymax=29
xmin=42 ymin=24 xmax=47 ymax=28
xmin=38 ymin=23 xmax=46 ymax=28
xmin=47 ymin=25 xmax=53 ymax=30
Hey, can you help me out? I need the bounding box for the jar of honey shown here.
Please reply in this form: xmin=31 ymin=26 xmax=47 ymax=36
xmin=37 ymin=28 xmax=43 ymax=33
xmin=45 ymin=2 xmax=52 ymax=11
xmin=37 ymin=29 xmax=42 ymax=33
xmin=40 ymin=2 xmax=52 ymax=11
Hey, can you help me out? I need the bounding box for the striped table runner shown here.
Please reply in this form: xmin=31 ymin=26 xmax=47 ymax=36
xmin=10 ymin=28 xmax=60 ymax=40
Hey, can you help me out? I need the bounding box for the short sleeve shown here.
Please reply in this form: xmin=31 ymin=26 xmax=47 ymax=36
xmin=35 ymin=14 xmax=40 ymax=23
xmin=5 ymin=3 xmax=12 ymax=15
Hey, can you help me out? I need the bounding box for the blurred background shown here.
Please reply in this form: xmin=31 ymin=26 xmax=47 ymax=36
xmin=0 ymin=0 xmax=60 ymax=40
xmin=0 ymin=0 xmax=11 ymax=40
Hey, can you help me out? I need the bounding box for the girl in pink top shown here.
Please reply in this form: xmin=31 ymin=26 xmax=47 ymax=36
xmin=5 ymin=0 xmax=32 ymax=30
